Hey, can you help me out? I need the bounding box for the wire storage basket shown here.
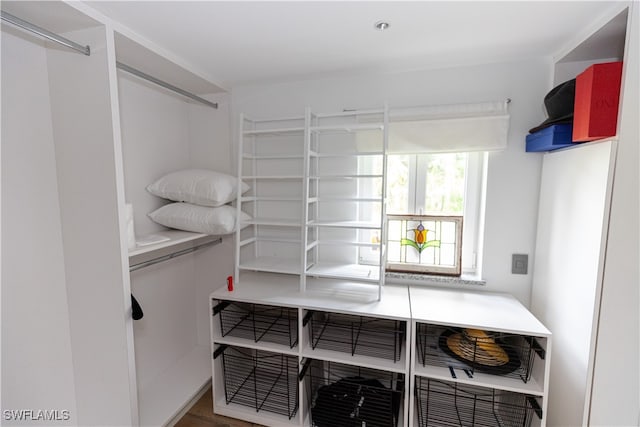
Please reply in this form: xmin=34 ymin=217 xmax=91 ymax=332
xmin=303 ymin=359 xmax=404 ymax=427
xmin=414 ymin=377 xmax=542 ymax=427
xmin=217 ymin=345 xmax=299 ymax=419
xmin=416 ymin=323 xmax=545 ymax=383
xmin=213 ymin=300 xmax=298 ymax=348
xmin=305 ymin=310 xmax=405 ymax=362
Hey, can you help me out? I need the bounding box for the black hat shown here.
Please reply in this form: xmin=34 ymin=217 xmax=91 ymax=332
xmin=529 ymin=79 xmax=575 ymax=134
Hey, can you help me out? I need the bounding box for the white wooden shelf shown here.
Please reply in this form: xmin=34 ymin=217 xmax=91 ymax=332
xmin=307 ymin=220 xmax=381 ymax=229
xmin=214 ymin=273 xmax=411 ymax=320
xmin=409 ymin=286 xmax=551 ymax=337
xmin=240 ymin=236 xmax=301 ymax=247
xmin=309 ymin=174 xmax=383 ymax=179
xmin=311 ymin=150 xmax=384 ymax=157
xmin=242 ymin=175 xmax=304 ymax=180
xmin=314 ymin=196 xmax=382 ymax=202
xmin=212 ymin=400 xmax=299 ymax=427
xmin=128 ymin=230 xmax=221 ymax=270
xmin=412 ymin=363 xmax=545 ymax=396
xmin=241 ymin=196 xmax=303 ymax=202
xmin=301 ymin=343 xmax=407 ymax=374
xmin=243 ymin=127 xmax=305 ymax=136
xmin=306 ymin=262 xmax=380 ymax=282
xmin=307 ymin=239 xmax=381 ymax=249
xmin=238 ymin=257 xmax=301 ymax=275
xmin=310 ymin=123 xmax=384 ymax=133
xmin=211 ymin=334 xmax=299 ymax=357
xmin=242 ymin=154 xmax=304 ymax=160
xmin=243 ymin=218 xmax=302 ymax=227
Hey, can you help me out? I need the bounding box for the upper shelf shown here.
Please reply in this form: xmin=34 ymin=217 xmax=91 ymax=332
xmin=555 ymin=6 xmax=628 ymax=64
xmin=114 ymin=31 xmax=224 ymax=96
xmin=129 ymin=230 xmax=222 ymax=271
xmin=1 ymin=1 xmax=101 ymax=34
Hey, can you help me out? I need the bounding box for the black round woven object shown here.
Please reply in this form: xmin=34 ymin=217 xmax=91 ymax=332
xmin=438 ymin=329 xmax=521 ymax=375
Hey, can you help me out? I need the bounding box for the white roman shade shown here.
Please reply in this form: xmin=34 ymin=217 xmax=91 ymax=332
xmin=386 ymin=100 xmax=510 ymax=153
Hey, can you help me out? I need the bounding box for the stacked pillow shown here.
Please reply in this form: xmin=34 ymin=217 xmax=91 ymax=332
xmin=147 ymin=169 xmax=250 ymax=235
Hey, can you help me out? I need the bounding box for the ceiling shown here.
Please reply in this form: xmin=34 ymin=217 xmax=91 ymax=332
xmin=87 ymin=1 xmax=623 ymax=90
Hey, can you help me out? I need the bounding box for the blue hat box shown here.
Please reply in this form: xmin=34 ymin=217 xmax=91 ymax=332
xmin=526 ymin=124 xmax=574 ymax=152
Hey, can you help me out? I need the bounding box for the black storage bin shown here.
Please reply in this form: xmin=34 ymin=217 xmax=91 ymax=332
xmin=213 ymin=299 xmax=298 ymax=348
xmin=414 ymin=377 xmax=541 ymax=427
xmin=416 ymin=323 xmax=545 ymax=383
xmin=218 ymin=345 xmax=299 ymax=419
xmin=306 ymin=310 xmax=405 ymax=362
xmin=304 ymin=359 xmax=404 ymax=427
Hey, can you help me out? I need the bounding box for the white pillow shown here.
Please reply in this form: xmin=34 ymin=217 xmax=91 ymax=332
xmin=146 ymin=169 xmax=249 ymax=207
xmin=148 ymin=203 xmax=251 ymax=235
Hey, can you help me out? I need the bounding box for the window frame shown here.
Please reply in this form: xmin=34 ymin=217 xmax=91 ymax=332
xmin=358 ymin=151 xmax=486 ymax=277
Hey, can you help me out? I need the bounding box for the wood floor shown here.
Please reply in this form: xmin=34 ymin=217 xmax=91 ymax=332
xmin=175 ymin=386 xmax=264 ymax=427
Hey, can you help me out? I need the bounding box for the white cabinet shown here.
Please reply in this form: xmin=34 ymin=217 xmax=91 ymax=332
xmin=210 ymin=275 xmax=412 ymax=427
xmin=531 ymin=3 xmax=639 ymax=425
xmin=409 ymin=287 xmax=551 ymax=427
xmin=236 ymin=107 xmax=388 ymax=298
xmin=209 ymin=280 xmax=552 ymax=427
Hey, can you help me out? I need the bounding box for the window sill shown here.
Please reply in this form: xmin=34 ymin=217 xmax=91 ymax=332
xmin=385 ymin=271 xmax=485 ymax=287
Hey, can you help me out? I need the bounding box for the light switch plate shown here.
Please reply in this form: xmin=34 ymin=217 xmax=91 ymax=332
xmin=512 ymin=254 xmax=528 ymax=275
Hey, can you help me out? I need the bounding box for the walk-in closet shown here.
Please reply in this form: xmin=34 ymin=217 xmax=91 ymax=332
xmin=2 ymin=2 xmax=638 ymax=427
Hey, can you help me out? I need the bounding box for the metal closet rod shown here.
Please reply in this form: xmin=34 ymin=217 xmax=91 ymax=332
xmin=116 ymin=62 xmax=218 ymax=109
xmin=0 ymin=12 xmax=217 ymax=109
xmin=129 ymin=237 xmax=222 ymax=272
xmin=1 ymin=11 xmax=90 ymax=56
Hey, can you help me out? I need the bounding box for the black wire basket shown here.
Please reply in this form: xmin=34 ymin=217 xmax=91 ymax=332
xmin=414 ymin=377 xmax=542 ymax=427
xmin=303 ymin=359 xmax=404 ymax=427
xmin=416 ymin=323 xmax=545 ymax=382
xmin=213 ymin=299 xmax=298 ymax=348
xmin=217 ymin=345 xmax=299 ymax=419
xmin=305 ymin=310 xmax=405 ymax=362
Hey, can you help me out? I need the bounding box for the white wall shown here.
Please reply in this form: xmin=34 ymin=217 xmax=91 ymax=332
xmin=588 ymin=2 xmax=640 ymax=424
xmin=118 ymin=73 xmax=192 ymax=236
xmin=1 ymin=29 xmax=78 ymax=426
xmin=231 ymin=58 xmax=552 ymax=305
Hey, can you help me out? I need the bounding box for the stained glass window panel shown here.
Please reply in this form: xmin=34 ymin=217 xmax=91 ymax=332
xmin=386 ymin=215 xmax=462 ymax=276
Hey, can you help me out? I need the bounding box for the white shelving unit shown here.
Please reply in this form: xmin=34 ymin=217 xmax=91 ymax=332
xmin=235 ymin=107 xmax=389 ymax=299
xmin=235 ymin=115 xmax=307 ymax=284
xmin=409 ymin=286 xmax=552 ymax=427
xmin=210 ymin=276 xmax=412 ymax=427
xmin=209 ymin=279 xmax=553 ymax=427
xmin=305 ymin=107 xmax=388 ymax=299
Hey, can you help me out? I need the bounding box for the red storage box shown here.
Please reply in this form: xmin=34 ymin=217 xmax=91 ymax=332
xmin=573 ymin=61 xmax=623 ymax=142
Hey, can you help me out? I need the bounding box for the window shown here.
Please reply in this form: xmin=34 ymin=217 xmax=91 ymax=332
xmin=359 ymin=152 xmax=485 ymax=276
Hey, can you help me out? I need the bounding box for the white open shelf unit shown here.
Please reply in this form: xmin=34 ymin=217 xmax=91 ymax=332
xmin=409 ymin=286 xmax=552 ymax=427
xmin=210 ymin=275 xmax=412 ymax=427
xmin=235 ymin=106 xmax=389 ymax=299
xmin=209 ymin=276 xmax=553 ymax=427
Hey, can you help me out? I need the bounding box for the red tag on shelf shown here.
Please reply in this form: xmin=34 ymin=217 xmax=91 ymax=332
xmin=227 ymin=275 xmax=233 ymax=292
